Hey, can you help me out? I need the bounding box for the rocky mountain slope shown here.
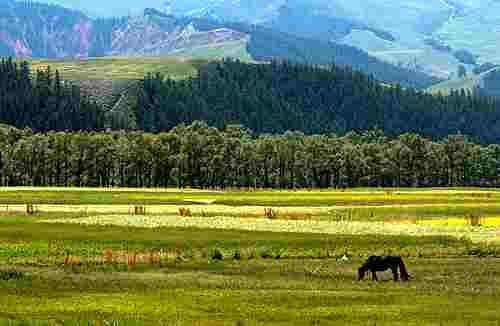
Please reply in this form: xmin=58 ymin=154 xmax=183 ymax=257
xmin=0 ymin=2 xmax=248 ymax=58
xmin=160 ymin=0 xmax=476 ymax=79
xmin=49 ymin=0 xmax=500 ymax=80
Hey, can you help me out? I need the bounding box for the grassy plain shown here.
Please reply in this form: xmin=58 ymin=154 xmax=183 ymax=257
xmin=27 ymin=57 xmax=203 ymax=81
xmin=427 ymin=73 xmax=480 ymax=96
xmin=170 ymin=39 xmax=254 ymax=62
xmin=1 ymin=187 xmax=500 ymax=325
xmin=427 ymin=66 xmax=500 ymax=96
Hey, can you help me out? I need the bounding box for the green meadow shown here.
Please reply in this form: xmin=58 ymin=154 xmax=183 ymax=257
xmin=1 ymin=187 xmax=500 ymax=325
xmin=26 ymin=57 xmax=203 ymax=81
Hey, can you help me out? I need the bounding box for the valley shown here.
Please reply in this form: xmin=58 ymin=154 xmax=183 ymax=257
xmin=3 ymin=2 xmax=500 ymax=325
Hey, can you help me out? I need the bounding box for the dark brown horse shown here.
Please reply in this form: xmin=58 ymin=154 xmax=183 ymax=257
xmin=358 ymin=255 xmax=410 ymax=281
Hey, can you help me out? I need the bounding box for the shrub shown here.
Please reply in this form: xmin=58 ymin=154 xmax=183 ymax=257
xmin=286 ymin=212 xmax=312 ymax=220
xmin=259 ymin=248 xmax=275 ymax=259
xmin=145 ymin=252 xmax=161 ymax=266
xmin=64 ymin=255 xmax=82 ymax=267
xmin=26 ymin=204 xmax=35 ymax=215
xmin=210 ymin=248 xmax=224 ymax=261
xmin=242 ymin=248 xmax=257 ymax=260
xmin=134 ymin=206 xmax=146 ymax=215
xmin=304 ymin=248 xmax=322 ymax=259
xmin=127 ymin=253 xmax=137 ymax=271
xmin=103 ymin=248 xmax=114 ymax=263
xmin=0 ymin=269 xmax=25 ymax=280
xmin=467 ymin=247 xmax=497 ymax=257
xmin=264 ymin=208 xmax=278 ymax=219
xmin=466 ymin=213 xmax=482 ymax=227
xmin=332 ymin=209 xmax=353 ymax=222
xmin=175 ymin=241 xmax=184 ymax=258
xmin=178 ymin=207 xmax=192 ymax=217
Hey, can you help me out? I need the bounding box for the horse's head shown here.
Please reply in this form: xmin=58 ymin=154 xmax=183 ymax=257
xmin=358 ymin=266 xmax=366 ymax=280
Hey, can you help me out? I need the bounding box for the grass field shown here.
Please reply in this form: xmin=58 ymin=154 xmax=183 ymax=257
xmin=427 ymin=66 xmax=500 ymax=96
xmin=1 ymin=187 xmax=500 ymax=325
xmin=27 ymin=57 xmax=204 ymax=81
xmin=169 ymin=38 xmax=254 ymax=62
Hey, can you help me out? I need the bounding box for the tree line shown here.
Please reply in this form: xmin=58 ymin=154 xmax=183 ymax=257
xmin=2 ymin=121 xmax=500 ymax=189
xmin=0 ymin=58 xmax=105 ymax=132
xmin=2 ymin=57 xmax=499 ymax=146
xmin=136 ymin=59 xmax=500 ymax=144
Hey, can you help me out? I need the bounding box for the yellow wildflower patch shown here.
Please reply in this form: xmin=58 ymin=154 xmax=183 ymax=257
xmin=41 ymin=214 xmax=500 ymax=244
xmin=387 ymin=217 xmax=500 ymax=226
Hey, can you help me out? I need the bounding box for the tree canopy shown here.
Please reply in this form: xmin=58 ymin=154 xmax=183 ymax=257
xmin=1 ymin=122 xmax=499 ymax=189
xmin=136 ymin=59 xmax=500 ymax=144
xmin=0 ymin=58 xmax=104 ymax=132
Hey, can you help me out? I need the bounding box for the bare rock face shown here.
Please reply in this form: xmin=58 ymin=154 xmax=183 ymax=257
xmin=108 ymin=14 xmax=247 ymax=57
xmin=0 ymin=1 xmax=247 ymax=59
xmin=0 ymin=1 xmax=95 ymax=58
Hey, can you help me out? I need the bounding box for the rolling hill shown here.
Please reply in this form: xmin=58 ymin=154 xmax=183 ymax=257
xmin=28 ymin=57 xmax=202 ymax=80
xmin=25 ymin=57 xmax=204 ymax=126
xmin=428 ymin=66 xmax=500 ymax=97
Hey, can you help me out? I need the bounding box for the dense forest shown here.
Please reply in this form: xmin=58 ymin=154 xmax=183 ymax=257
xmin=180 ymin=16 xmax=439 ymax=89
xmin=1 ymin=121 xmax=500 ymax=188
xmin=0 ymin=58 xmax=104 ymax=131
xmin=3 ymin=58 xmax=500 ymax=146
xmin=136 ymin=59 xmax=500 ymax=144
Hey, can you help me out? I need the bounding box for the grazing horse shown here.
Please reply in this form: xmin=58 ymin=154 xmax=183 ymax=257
xmin=358 ymin=255 xmax=410 ymax=281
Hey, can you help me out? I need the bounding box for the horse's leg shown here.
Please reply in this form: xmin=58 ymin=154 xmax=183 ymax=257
xmin=371 ymin=271 xmax=378 ymax=281
xmin=391 ymin=267 xmax=399 ymax=281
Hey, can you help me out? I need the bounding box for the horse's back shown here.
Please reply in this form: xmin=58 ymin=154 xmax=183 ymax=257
xmin=367 ymin=255 xmax=403 ymax=270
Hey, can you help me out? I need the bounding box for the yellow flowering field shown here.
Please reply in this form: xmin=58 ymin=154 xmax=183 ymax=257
xmin=42 ymin=214 xmax=500 ymax=244
xmin=0 ymin=204 xmax=332 ymax=216
xmin=387 ymin=217 xmax=500 ymax=226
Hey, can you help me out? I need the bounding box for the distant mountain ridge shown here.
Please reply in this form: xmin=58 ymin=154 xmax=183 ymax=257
xmin=0 ymin=2 xmax=247 ymax=58
xmin=0 ymin=1 xmax=440 ymax=89
xmin=34 ymin=0 xmax=500 ymax=80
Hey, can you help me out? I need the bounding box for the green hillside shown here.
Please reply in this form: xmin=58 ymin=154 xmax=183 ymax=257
xmin=427 ymin=67 xmax=500 ymax=96
xmin=170 ymin=38 xmax=254 ymax=62
xmin=23 ymin=57 xmax=206 ymax=130
xmin=28 ymin=57 xmax=203 ymax=81
xmin=427 ymin=75 xmax=480 ymax=96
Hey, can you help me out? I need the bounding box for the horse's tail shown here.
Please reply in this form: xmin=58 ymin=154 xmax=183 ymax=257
xmin=398 ymin=257 xmax=410 ymax=281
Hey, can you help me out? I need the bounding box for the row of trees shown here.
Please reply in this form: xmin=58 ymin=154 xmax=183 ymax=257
xmin=2 ymin=121 xmax=500 ymax=188
xmin=0 ymin=58 xmax=105 ymax=131
xmin=136 ymin=59 xmax=500 ymax=144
